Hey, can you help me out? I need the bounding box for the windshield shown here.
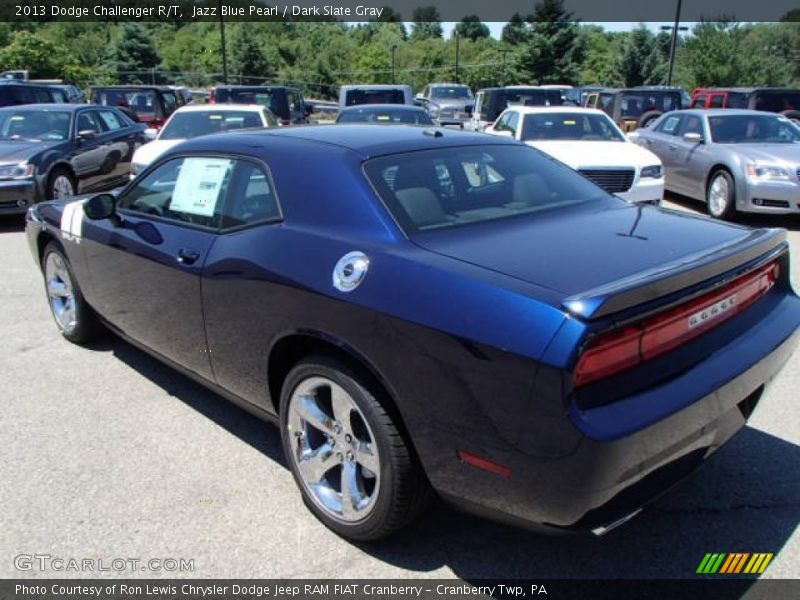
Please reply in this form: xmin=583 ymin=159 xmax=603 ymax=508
xmin=431 ymin=86 xmax=473 ymax=100
xmin=344 ymin=89 xmax=406 ymax=106
xmin=521 ymin=112 xmax=624 ymax=142
xmin=93 ymin=89 xmax=159 ymax=121
xmin=160 ymin=110 xmax=265 ymax=139
xmin=364 ymin=145 xmax=607 ymax=234
xmin=620 ymin=93 xmax=681 ymax=117
xmin=0 ymin=110 xmax=71 ymax=141
xmin=337 ymin=108 xmax=433 ymax=125
xmin=708 ymin=114 xmax=800 ymax=144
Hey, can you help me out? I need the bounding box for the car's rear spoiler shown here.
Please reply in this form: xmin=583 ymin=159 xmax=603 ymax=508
xmin=562 ymin=227 xmax=788 ymax=321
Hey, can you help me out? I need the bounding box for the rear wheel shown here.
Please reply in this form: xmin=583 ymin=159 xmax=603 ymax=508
xmin=279 ymin=355 xmax=431 ymax=541
xmin=706 ymin=170 xmax=736 ymax=220
xmin=637 ymin=110 xmax=662 ymax=129
xmin=42 ymin=242 xmax=104 ymax=343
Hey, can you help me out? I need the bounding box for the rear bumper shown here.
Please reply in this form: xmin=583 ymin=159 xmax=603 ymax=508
xmin=428 ymin=291 xmax=800 ymax=532
xmin=0 ymin=179 xmax=37 ymax=215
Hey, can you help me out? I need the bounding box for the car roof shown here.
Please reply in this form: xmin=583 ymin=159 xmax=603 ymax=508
xmin=0 ymin=103 xmax=88 ymax=112
xmin=676 ymin=108 xmax=791 ymax=117
xmin=213 ymin=85 xmax=298 ymax=91
xmin=503 ymin=106 xmax=607 ymax=116
xmin=179 ymin=124 xmax=515 ymax=159
xmin=694 ymin=87 xmax=800 ymax=94
xmin=172 ymin=103 xmax=266 ymax=113
xmin=340 ymin=84 xmax=411 ymax=90
xmin=89 ymin=85 xmax=175 ymax=91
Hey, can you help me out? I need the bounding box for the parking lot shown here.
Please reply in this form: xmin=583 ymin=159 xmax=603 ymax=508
xmin=1 ymin=196 xmax=798 ymax=580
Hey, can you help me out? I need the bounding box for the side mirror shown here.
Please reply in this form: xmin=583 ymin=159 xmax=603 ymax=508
xmin=144 ymin=128 xmax=158 ymax=141
xmin=493 ymin=129 xmax=514 ymax=138
xmin=683 ymin=132 xmax=704 ymax=143
xmin=83 ymin=193 xmax=116 ymax=221
xmin=77 ymin=129 xmax=98 ymax=141
xmin=414 ymin=94 xmax=427 ymax=103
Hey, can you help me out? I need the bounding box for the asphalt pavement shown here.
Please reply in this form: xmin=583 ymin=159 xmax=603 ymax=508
xmin=1 ymin=196 xmax=798 ymax=581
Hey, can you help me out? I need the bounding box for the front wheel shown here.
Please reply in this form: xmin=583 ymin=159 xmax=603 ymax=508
xmin=42 ymin=242 xmax=104 ymax=343
xmin=47 ymin=168 xmax=76 ymax=200
xmin=706 ymin=170 xmax=736 ymax=220
xmin=279 ymin=355 xmax=432 ymax=541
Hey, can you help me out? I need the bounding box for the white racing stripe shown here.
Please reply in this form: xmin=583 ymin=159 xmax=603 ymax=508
xmin=60 ymin=200 xmax=86 ymax=244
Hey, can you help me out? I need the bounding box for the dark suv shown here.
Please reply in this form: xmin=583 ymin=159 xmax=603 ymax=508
xmin=0 ymin=82 xmax=68 ymax=107
xmin=90 ymin=86 xmax=184 ymax=130
xmin=585 ymin=87 xmax=684 ymax=131
xmin=690 ymin=88 xmax=800 ymax=120
xmin=468 ymin=86 xmax=564 ymax=132
xmin=210 ymin=86 xmax=310 ymax=125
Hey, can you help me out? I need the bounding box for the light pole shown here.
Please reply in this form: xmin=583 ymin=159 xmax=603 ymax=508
xmin=662 ymin=0 xmax=687 ymax=86
xmin=219 ymin=0 xmax=228 ymax=84
xmin=391 ymin=45 xmax=397 ymax=84
xmin=455 ymin=32 xmax=460 ymax=83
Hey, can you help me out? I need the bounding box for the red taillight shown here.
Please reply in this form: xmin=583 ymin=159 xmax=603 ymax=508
xmin=574 ymin=262 xmax=780 ymax=388
xmin=280 ymin=119 xmax=291 ymax=126
xmin=148 ymin=118 xmax=165 ymax=130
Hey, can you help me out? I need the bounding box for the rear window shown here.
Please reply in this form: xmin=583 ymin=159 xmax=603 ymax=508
xmin=752 ymin=91 xmax=800 ymax=112
xmin=214 ymin=88 xmax=289 ymax=119
xmin=160 ymin=110 xmax=266 ymax=139
xmin=620 ymin=93 xmax=681 ymax=117
xmin=344 ymin=89 xmax=406 ymax=106
xmin=364 ymin=145 xmax=607 ymax=234
xmin=337 ymin=108 xmax=433 ymax=125
xmin=92 ymin=89 xmax=160 ymax=121
xmin=487 ymin=89 xmax=562 ymax=121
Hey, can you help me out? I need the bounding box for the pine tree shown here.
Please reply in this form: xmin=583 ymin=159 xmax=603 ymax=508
xmin=106 ymin=23 xmax=160 ymax=84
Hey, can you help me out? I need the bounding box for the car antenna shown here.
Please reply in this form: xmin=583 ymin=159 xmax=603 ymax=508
xmin=422 ymin=129 xmax=443 ymax=137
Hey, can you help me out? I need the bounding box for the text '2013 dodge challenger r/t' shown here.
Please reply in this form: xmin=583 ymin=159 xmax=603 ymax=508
xmin=26 ymin=125 xmax=800 ymax=541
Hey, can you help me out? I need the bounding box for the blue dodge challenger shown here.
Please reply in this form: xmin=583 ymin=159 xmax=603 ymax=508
xmin=26 ymin=125 xmax=800 ymax=541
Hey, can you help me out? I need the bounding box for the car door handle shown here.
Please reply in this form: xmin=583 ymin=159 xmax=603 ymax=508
xmin=668 ymin=144 xmax=677 ymax=151
xmin=177 ymin=248 xmax=200 ymax=266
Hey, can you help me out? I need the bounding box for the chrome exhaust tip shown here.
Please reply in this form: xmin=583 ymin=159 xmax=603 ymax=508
xmin=591 ymin=507 xmax=642 ymax=536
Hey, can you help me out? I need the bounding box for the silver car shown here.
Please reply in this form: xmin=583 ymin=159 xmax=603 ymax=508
xmin=633 ymin=109 xmax=800 ymax=219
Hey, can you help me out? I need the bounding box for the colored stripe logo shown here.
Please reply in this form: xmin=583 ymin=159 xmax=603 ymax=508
xmin=696 ymin=553 xmax=774 ymax=574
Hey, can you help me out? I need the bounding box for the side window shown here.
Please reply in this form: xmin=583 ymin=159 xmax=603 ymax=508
xmin=656 ymin=114 xmax=682 ymax=136
xmin=98 ymin=110 xmax=124 ymax=131
xmin=119 ymin=156 xmax=233 ymax=229
xmin=477 ymin=93 xmax=489 ymax=119
xmin=691 ymin=95 xmax=707 ymax=108
xmin=586 ymin=93 xmax=598 ymax=108
xmin=709 ymin=94 xmax=725 ymax=108
xmin=494 ymin=112 xmax=510 ymax=131
xmin=678 ymin=115 xmax=703 ymax=136
xmin=76 ymin=111 xmax=105 ymax=134
xmin=12 ymin=87 xmax=33 ymax=105
xmin=261 ymin=109 xmax=277 ymax=127
xmin=221 ymin=161 xmax=280 ymax=229
xmin=506 ymin=111 xmax=520 ymax=134
xmin=162 ymin=92 xmax=178 ymax=116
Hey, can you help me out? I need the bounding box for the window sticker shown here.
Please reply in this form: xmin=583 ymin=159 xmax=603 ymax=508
xmin=170 ymin=157 xmax=232 ymax=217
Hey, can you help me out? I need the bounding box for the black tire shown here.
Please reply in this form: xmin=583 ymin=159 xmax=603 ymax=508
xmin=46 ymin=167 xmax=76 ymax=200
xmin=637 ymin=110 xmax=662 ymax=129
xmin=42 ymin=241 xmax=105 ymax=344
xmin=706 ymin=169 xmax=736 ymax=220
xmin=279 ymin=354 xmax=432 ymax=541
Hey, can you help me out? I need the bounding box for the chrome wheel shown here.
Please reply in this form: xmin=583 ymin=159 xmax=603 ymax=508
xmin=286 ymin=376 xmax=380 ymax=522
xmin=708 ymin=174 xmax=730 ymax=217
xmin=51 ymin=174 xmax=75 ymax=199
xmin=45 ymin=251 xmax=76 ymax=334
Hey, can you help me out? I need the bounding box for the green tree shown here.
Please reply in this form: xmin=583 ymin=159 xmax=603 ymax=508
xmin=0 ymin=31 xmax=66 ymax=78
xmin=106 ymin=23 xmax=161 ymax=84
xmin=617 ymin=25 xmax=664 ymax=86
xmin=514 ymin=0 xmax=586 ymax=84
xmin=228 ymin=24 xmax=274 ymax=83
xmin=410 ymin=7 xmax=443 ymax=41
xmin=502 ymin=14 xmax=529 ymax=46
xmin=454 ymin=16 xmax=490 ymax=42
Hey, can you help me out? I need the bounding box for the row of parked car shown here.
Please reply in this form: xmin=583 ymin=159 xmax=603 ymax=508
xmin=2 ymin=77 xmax=800 ymax=220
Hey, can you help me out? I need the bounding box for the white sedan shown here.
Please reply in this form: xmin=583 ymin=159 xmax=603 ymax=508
xmin=130 ymin=104 xmax=278 ymax=178
xmin=485 ymin=106 xmax=664 ymax=205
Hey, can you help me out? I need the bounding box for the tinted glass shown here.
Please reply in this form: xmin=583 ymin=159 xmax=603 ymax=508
xmin=221 ymin=161 xmax=280 ymax=228
xmin=214 ymin=88 xmax=289 ymax=119
xmin=752 ymin=91 xmax=800 ymax=112
xmin=160 ymin=110 xmax=266 ymax=139
xmin=430 ymin=86 xmax=473 ymax=100
xmin=344 ymin=89 xmax=406 ymax=106
xmin=620 ymin=93 xmax=681 ymax=117
xmin=364 ymin=145 xmax=607 ymax=234
xmin=521 ymin=112 xmax=624 ymax=141
xmin=76 ymin=111 xmax=104 ymax=134
xmin=0 ymin=109 xmax=71 ymax=141
xmin=708 ymin=114 xmax=800 ymax=143
xmin=93 ymin=89 xmax=159 ymax=121
xmin=337 ymin=108 xmax=433 ymax=124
